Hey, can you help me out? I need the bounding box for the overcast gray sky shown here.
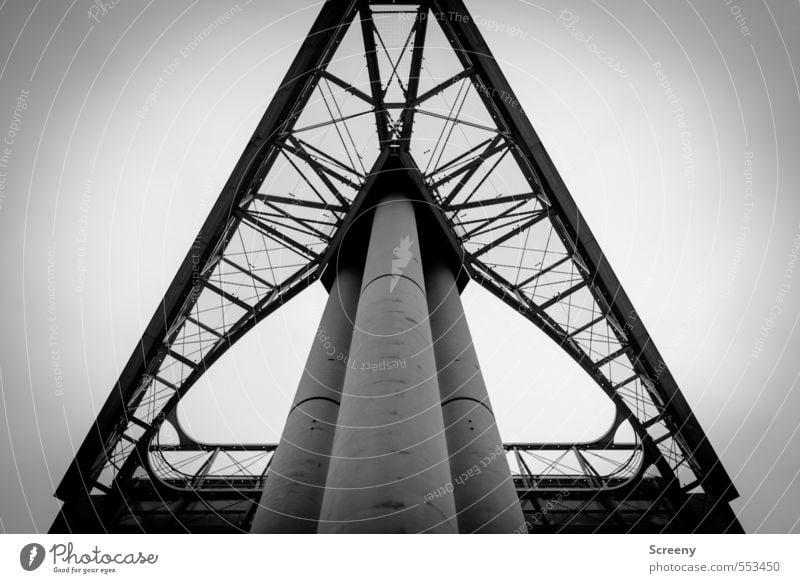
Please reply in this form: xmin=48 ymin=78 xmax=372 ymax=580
xmin=1 ymin=0 xmax=799 ymax=534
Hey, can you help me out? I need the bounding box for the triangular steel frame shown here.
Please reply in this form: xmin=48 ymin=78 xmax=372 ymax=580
xmin=52 ymin=0 xmax=740 ymax=533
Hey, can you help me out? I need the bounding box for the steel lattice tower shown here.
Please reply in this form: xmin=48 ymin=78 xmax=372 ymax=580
xmin=51 ymin=0 xmax=742 ymax=534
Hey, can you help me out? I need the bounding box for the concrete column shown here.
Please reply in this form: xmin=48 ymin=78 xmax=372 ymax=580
xmin=250 ymin=262 xmax=362 ymax=533
xmin=318 ymin=193 xmax=457 ymax=533
xmin=425 ymin=257 xmax=526 ymax=533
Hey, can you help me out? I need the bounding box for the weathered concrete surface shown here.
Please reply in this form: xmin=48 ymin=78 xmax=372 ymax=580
xmin=318 ymin=194 xmax=457 ymax=533
xmin=250 ymin=263 xmax=361 ymax=533
xmin=426 ymin=256 xmax=525 ymax=533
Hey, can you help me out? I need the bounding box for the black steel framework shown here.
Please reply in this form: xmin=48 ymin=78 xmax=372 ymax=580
xmin=51 ymin=0 xmax=741 ymax=533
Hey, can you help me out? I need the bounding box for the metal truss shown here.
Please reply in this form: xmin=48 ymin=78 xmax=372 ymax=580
xmin=55 ymin=440 xmax=736 ymax=533
xmin=54 ymin=0 xmax=738 ymax=529
xmin=140 ymin=441 xmax=642 ymax=494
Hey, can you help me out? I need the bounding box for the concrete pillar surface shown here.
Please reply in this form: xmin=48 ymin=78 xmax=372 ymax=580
xmin=426 ymin=257 xmax=526 ymax=533
xmin=318 ymin=193 xmax=457 ymax=533
xmin=250 ymin=263 xmax=361 ymax=533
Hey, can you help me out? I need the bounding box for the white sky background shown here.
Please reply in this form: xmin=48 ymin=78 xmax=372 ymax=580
xmin=0 ymin=0 xmax=799 ymax=533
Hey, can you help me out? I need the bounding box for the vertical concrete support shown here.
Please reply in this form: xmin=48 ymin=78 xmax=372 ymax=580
xmin=250 ymin=263 xmax=362 ymax=533
xmin=425 ymin=257 xmax=526 ymax=533
xmin=318 ymin=194 xmax=457 ymax=533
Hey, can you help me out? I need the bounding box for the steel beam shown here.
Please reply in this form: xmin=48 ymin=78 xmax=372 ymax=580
xmin=431 ymin=0 xmax=736 ymax=501
xmin=55 ymin=0 xmax=360 ymax=503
